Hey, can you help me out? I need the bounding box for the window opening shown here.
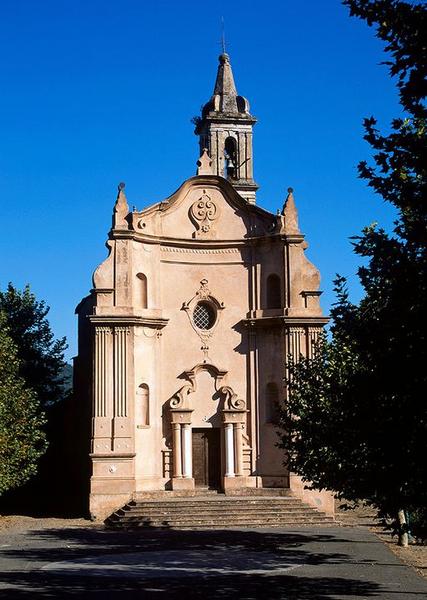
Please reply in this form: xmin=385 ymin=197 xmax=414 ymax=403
xmin=193 ymin=301 xmax=216 ymax=330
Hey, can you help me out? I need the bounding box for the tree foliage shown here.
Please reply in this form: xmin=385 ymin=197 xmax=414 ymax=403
xmin=279 ymin=0 xmax=427 ymax=542
xmin=0 ymin=284 xmax=68 ymax=408
xmin=0 ymin=313 xmax=47 ymax=495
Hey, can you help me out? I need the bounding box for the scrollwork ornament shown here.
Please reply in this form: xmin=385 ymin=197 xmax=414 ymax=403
xmin=169 ymin=384 xmax=194 ymax=409
xmin=190 ymin=191 xmax=219 ymax=236
xmin=220 ymin=385 xmax=246 ymax=411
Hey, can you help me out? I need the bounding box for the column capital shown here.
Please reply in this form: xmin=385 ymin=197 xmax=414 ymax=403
xmin=222 ymin=410 xmax=246 ymax=424
xmin=170 ymin=409 xmax=193 ymax=425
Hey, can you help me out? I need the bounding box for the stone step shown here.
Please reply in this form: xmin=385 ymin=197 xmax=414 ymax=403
xmin=108 ymin=517 xmax=335 ymax=530
xmin=111 ymin=513 xmax=329 ymax=524
xmin=105 ymin=494 xmax=334 ymax=530
xmin=124 ymin=498 xmax=304 ymax=508
xmin=133 ymin=489 xmax=293 ymax=501
xmin=123 ymin=501 xmax=305 ymax=511
xmin=119 ymin=506 xmax=317 ymax=517
xmin=110 ymin=514 xmax=334 ymax=525
xmin=109 ymin=513 xmax=334 ymax=523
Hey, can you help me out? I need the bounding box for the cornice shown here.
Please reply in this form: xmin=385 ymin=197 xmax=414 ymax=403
xmin=243 ymin=315 xmax=329 ymax=328
xmin=201 ymin=114 xmax=257 ymax=125
xmin=89 ymin=453 xmax=136 ymax=459
xmin=109 ymin=229 xmax=293 ymax=249
xmin=89 ymin=315 xmax=169 ymax=328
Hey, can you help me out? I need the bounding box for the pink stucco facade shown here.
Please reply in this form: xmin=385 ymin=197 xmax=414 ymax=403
xmin=74 ymin=54 xmax=333 ymax=519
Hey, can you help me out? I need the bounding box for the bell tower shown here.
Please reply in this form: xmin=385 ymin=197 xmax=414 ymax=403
xmin=194 ymin=53 xmax=258 ymax=204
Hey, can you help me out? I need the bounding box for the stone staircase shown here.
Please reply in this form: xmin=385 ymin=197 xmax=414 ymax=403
xmin=105 ymin=493 xmax=335 ymax=530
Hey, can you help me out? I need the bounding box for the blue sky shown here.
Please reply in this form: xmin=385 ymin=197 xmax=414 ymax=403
xmin=0 ymin=0 xmax=401 ymax=360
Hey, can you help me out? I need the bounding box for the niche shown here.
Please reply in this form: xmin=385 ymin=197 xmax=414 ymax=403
xmin=266 ymin=382 xmax=280 ymax=425
xmin=136 ymin=383 xmax=150 ymax=427
xmin=266 ymin=274 xmax=282 ymax=309
xmin=136 ymin=273 xmax=148 ymax=308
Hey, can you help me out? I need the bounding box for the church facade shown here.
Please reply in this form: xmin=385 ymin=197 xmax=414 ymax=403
xmin=75 ymin=53 xmax=332 ymax=519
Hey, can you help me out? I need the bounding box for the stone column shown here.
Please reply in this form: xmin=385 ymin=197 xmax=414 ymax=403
xmin=182 ymin=424 xmax=192 ymax=478
xmin=223 ymin=409 xmax=247 ymax=492
xmin=234 ymin=423 xmax=243 ymax=477
xmin=225 ymin=423 xmax=235 ymax=477
xmin=172 ymin=423 xmax=182 ymax=478
xmin=170 ymin=410 xmax=194 ymax=491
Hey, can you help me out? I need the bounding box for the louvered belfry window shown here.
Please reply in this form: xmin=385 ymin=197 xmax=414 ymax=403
xmin=193 ymin=301 xmax=216 ymax=330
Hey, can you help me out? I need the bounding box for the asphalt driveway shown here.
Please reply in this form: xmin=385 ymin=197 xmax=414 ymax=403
xmin=1 ymin=523 xmax=426 ymax=599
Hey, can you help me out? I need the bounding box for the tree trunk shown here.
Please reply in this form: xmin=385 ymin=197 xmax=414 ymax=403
xmin=397 ymin=509 xmax=409 ymax=547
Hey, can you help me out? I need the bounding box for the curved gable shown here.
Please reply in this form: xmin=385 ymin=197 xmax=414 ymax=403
xmin=133 ymin=175 xmax=275 ymax=242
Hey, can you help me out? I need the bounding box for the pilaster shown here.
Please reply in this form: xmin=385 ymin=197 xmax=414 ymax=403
xmin=89 ymin=322 xmax=137 ymax=519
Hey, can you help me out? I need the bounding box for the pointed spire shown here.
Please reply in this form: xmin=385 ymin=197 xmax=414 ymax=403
xmin=213 ymin=53 xmax=238 ymax=113
xmin=196 ymin=149 xmax=213 ymax=175
xmin=282 ymin=187 xmax=300 ymax=234
xmin=113 ymin=182 xmax=129 ymax=230
xmin=198 ymin=52 xmax=252 ymax=120
xmin=195 ymin=53 xmax=257 ymax=202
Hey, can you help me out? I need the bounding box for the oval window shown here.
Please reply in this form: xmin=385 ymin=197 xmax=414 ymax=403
xmin=193 ymin=301 xmax=216 ymax=330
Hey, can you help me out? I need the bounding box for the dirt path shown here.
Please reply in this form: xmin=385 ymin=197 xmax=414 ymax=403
xmin=336 ymin=504 xmax=427 ymax=580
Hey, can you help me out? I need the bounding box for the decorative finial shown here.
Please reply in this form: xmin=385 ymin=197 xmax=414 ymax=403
xmin=282 ymin=186 xmax=300 ymax=234
xmin=197 ymin=149 xmax=213 ymax=175
xmin=113 ymin=181 xmax=129 ymax=230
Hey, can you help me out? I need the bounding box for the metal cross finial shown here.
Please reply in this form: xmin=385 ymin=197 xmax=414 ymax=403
xmin=221 ymin=16 xmax=226 ymax=54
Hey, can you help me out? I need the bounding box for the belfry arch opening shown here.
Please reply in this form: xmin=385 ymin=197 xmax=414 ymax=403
xmin=224 ymin=136 xmax=238 ymax=179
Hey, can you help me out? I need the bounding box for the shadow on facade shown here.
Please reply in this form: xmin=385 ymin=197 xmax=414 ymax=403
xmin=0 ymin=393 xmax=91 ymax=518
xmin=0 ymin=527 xmax=384 ymax=599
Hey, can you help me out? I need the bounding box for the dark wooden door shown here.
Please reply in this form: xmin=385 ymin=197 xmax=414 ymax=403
xmin=192 ymin=428 xmax=221 ymax=489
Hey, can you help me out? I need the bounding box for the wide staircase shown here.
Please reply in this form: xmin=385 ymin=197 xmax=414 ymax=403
xmin=105 ymin=492 xmax=335 ymax=530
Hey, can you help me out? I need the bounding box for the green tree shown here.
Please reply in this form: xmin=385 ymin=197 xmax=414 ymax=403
xmin=279 ymin=0 xmax=427 ymax=546
xmin=0 ymin=284 xmax=68 ymax=408
xmin=0 ymin=313 xmax=47 ymax=495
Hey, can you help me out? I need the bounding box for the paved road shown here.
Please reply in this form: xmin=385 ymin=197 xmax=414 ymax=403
xmin=0 ymin=524 xmax=426 ymax=599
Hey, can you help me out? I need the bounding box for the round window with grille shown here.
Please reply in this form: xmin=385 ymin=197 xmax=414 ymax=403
xmin=193 ymin=301 xmax=216 ymax=330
